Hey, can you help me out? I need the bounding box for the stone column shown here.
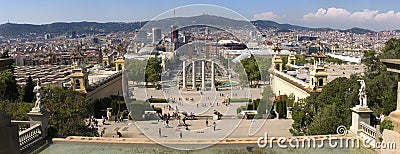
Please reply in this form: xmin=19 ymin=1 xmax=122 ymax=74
xmin=201 ymin=60 xmax=206 ymax=91
xmin=397 ymin=73 xmax=400 ymax=111
xmin=28 ymin=109 xmax=49 ymax=138
xmin=206 ymin=42 xmax=210 ymax=58
xmin=192 ymin=61 xmax=196 ymax=90
xmin=182 ymin=61 xmax=186 ymax=90
xmin=211 ymin=61 xmax=215 ymax=89
xmin=350 ymin=107 xmax=373 ymax=135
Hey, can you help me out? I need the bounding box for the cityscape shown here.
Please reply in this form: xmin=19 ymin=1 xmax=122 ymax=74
xmin=1 ymin=1 xmax=400 ymax=154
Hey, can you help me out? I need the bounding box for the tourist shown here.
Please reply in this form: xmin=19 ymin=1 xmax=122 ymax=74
xmin=379 ymin=112 xmax=385 ymax=123
xmin=159 ymin=128 xmax=162 ymax=138
xmin=116 ymin=131 xmax=122 ymax=138
xmin=206 ymin=119 xmax=209 ymax=127
xmin=179 ymin=131 xmax=183 ymax=139
xmin=213 ymin=121 xmax=216 ymax=131
xmin=94 ymin=119 xmax=98 ymax=127
xmin=100 ymin=128 xmax=105 ymax=137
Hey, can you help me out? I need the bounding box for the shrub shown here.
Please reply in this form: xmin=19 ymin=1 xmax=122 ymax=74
xmin=148 ymin=98 xmax=168 ymax=103
xmin=380 ymin=119 xmax=394 ymax=133
xmin=230 ymin=98 xmax=252 ymax=102
xmin=253 ymin=99 xmax=260 ymax=110
xmin=247 ymin=104 xmax=254 ymax=110
xmin=236 ymin=106 xmax=247 ymax=114
xmin=276 ymin=99 xmax=287 ymax=119
xmin=247 ymin=114 xmax=256 ymax=119
xmin=48 ymin=125 xmax=58 ymax=138
xmin=153 ymin=107 xmax=162 ymax=114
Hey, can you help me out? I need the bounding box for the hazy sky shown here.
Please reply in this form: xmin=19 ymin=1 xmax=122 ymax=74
xmin=1 ymin=0 xmax=400 ymax=31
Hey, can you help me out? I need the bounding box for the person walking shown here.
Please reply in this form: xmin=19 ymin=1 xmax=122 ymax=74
xmin=179 ymin=131 xmax=183 ymax=139
xmin=212 ymin=121 xmax=216 ymax=131
xmin=159 ymin=128 xmax=162 ymax=138
xmin=205 ymin=119 xmax=209 ymax=127
xmin=379 ymin=112 xmax=385 ymax=123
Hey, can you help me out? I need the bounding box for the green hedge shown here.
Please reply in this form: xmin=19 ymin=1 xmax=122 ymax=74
xmin=236 ymin=106 xmax=248 ymax=114
xmin=148 ymin=98 xmax=168 ymax=103
xmin=126 ymin=100 xmax=154 ymax=120
xmin=247 ymin=104 xmax=253 ymax=110
xmin=153 ymin=107 xmax=162 ymax=114
xmin=247 ymin=114 xmax=256 ymax=119
xmin=230 ymin=98 xmax=252 ymax=102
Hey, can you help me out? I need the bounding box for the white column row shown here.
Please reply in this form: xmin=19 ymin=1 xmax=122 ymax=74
xmin=182 ymin=60 xmax=215 ymax=91
xmin=182 ymin=61 xmax=186 ymax=90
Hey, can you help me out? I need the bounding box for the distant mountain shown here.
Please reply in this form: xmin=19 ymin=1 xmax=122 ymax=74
xmin=142 ymin=14 xmax=250 ymax=31
xmin=339 ymin=27 xmax=375 ymax=34
xmin=0 ymin=22 xmax=144 ymax=38
xmin=0 ymin=15 xmax=377 ymax=39
xmin=251 ymin=20 xmax=310 ymax=31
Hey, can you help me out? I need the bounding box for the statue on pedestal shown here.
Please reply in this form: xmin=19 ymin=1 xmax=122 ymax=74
xmin=33 ymin=79 xmax=42 ymax=109
xmin=357 ymin=80 xmax=367 ymax=107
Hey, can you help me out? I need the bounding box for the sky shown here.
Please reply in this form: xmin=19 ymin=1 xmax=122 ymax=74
xmin=1 ymin=0 xmax=400 ymax=31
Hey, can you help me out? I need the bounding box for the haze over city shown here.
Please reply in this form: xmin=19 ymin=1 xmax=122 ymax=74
xmin=1 ymin=0 xmax=400 ymax=31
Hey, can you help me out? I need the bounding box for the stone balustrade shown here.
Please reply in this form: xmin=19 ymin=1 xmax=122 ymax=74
xmin=18 ymin=124 xmax=43 ymax=152
xmin=360 ymin=121 xmax=378 ymax=140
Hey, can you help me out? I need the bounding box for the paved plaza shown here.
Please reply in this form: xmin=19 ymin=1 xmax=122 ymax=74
xmin=99 ymin=86 xmax=293 ymax=143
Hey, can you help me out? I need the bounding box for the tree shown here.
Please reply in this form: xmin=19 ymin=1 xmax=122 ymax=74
xmin=379 ymin=38 xmax=400 ymax=59
xmin=362 ymin=50 xmax=382 ymax=73
xmin=276 ymin=99 xmax=287 ymax=119
xmin=255 ymin=57 xmax=271 ymax=82
xmin=145 ymin=57 xmax=162 ymax=85
xmin=290 ymin=95 xmax=317 ymax=136
xmin=233 ymin=55 xmax=261 ymax=87
xmin=126 ymin=59 xmax=146 ymax=84
xmin=0 ymin=69 xmax=19 ymax=102
xmin=41 ymin=87 xmax=97 ymax=136
xmin=0 ymin=100 xmax=33 ymax=121
xmin=23 ymin=76 xmax=35 ymax=103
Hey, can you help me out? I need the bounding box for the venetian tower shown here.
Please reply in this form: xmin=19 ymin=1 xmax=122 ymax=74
xmin=309 ymin=51 xmax=327 ymax=90
xmin=272 ymin=45 xmax=283 ymax=71
xmin=70 ymin=51 xmax=89 ymax=93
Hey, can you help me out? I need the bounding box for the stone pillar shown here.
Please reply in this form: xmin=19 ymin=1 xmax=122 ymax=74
xmin=350 ymin=106 xmax=373 ymax=135
xmin=206 ymin=42 xmax=210 ymax=59
xmin=397 ymin=73 xmax=400 ymax=111
xmin=188 ymin=42 xmax=193 ymax=60
xmin=201 ymin=60 xmax=206 ymax=91
xmin=182 ymin=61 xmax=187 ymax=90
xmin=192 ymin=61 xmax=196 ymax=90
xmin=211 ymin=61 xmax=215 ymax=89
xmin=27 ymin=109 xmax=49 ymax=138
